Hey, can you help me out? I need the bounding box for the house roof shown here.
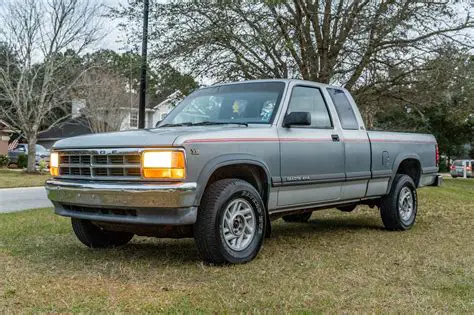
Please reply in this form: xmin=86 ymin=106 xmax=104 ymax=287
xmin=123 ymin=93 xmax=156 ymax=109
xmin=153 ymin=90 xmax=183 ymax=110
xmin=119 ymin=107 xmax=156 ymax=112
xmin=38 ymin=116 xmax=93 ymax=140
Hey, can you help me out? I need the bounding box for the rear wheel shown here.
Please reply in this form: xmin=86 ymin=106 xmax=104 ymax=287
xmin=71 ymin=218 xmax=134 ymax=248
xmin=282 ymin=212 xmax=312 ymax=222
xmin=194 ymin=179 xmax=266 ymax=264
xmin=380 ymin=174 xmax=417 ymax=230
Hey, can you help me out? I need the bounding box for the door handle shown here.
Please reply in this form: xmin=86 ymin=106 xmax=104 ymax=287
xmin=331 ymin=134 xmax=340 ymax=142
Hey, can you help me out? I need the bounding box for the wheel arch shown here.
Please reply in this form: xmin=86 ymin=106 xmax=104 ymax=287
xmin=387 ymin=153 xmax=422 ymax=193
xmin=194 ymin=154 xmax=272 ymax=209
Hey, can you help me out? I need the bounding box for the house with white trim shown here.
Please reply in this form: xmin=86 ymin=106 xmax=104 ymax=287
xmin=37 ymin=91 xmax=183 ymax=149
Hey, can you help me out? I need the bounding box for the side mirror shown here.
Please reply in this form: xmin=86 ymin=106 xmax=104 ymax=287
xmin=283 ymin=112 xmax=311 ymax=127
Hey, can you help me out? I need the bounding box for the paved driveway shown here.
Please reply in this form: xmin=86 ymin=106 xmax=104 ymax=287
xmin=0 ymin=187 xmax=52 ymax=213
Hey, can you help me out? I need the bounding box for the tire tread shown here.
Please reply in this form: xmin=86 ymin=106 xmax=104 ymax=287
xmin=194 ymin=179 xmax=237 ymax=263
xmin=380 ymin=174 xmax=417 ymax=231
xmin=194 ymin=178 xmax=264 ymax=264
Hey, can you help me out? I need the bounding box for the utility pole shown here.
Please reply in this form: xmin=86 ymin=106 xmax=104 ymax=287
xmin=138 ymin=0 xmax=149 ymax=129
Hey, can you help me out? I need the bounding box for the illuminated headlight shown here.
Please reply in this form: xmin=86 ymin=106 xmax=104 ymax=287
xmin=142 ymin=151 xmax=185 ymax=179
xmin=50 ymin=152 xmax=59 ymax=176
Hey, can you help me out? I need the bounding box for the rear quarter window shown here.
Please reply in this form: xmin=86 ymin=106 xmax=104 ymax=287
xmin=327 ymin=88 xmax=359 ymax=130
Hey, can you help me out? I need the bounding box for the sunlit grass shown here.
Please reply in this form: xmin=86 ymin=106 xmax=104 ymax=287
xmin=0 ymin=169 xmax=50 ymax=188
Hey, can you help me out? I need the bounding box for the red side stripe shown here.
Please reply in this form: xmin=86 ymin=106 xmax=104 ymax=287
xmin=370 ymin=139 xmax=436 ymax=144
xmin=344 ymin=139 xmax=369 ymax=143
xmin=184 ymin=138 xmax=278 ymax=143
xmin=183 ymin=138 xmax=436 ymax=145
xmin=280 ymin=138 xmax=331 ymax=142
xmin=183 ymin=138 xmax=331 ymax=144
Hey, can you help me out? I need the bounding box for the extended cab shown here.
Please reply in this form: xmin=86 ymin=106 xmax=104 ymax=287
xmin=46 ymin=80 xmax=442 ymax=264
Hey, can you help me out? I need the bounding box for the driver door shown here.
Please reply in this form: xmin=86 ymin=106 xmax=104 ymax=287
xmin=277 ymin=85 xmax=345 ymax=207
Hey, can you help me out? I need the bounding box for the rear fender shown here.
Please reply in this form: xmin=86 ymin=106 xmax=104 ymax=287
xmin=386 ymin=153 xmax=422 ymax=193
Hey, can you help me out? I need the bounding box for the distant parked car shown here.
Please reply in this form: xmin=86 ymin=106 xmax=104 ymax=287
xmin=8 ymin=144 xmax=51 ymax=168
xmin=450 ymin=160 xmax=473 ymax=178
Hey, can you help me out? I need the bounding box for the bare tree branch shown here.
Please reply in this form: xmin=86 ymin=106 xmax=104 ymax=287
xmin=0 ymin=0 xmax=103 ymax=172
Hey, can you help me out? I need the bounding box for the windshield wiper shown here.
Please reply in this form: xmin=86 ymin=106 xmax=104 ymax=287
xmin=192 ymin=121 xmax=248 ymax=127
xmin=159 ymin=121 xmax=248 ymax=128
xmin=158 ymin=122 xmax=194 ymax=128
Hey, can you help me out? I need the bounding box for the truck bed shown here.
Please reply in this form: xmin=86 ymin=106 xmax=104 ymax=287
xmin=367 ymin=131 xmax=438 ymax=187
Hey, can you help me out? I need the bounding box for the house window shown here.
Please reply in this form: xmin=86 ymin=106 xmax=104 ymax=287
xmin=130 ymin=111 xmax=138 ymax=128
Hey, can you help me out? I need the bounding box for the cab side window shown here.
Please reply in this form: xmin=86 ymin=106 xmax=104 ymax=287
xmin=287 ymin=86 xmax=332 ymax=128
xmin=327 ymin=88 xmax=359 ymax=130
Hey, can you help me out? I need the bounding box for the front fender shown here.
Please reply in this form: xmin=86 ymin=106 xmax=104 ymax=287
xmin=193 ymin=153 xmax=273 ymax=206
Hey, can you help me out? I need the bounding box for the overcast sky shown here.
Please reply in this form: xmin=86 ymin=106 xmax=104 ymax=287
xmin=95 ymin=0 xmax=128 ymax=52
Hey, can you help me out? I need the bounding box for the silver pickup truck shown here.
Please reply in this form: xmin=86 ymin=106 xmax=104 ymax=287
xmin=46 ymin=80 xmax=441 ymax=264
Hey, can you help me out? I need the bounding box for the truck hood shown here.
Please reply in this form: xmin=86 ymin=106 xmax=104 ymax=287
xmin=52 ymin=126 xmax=257 ymax=149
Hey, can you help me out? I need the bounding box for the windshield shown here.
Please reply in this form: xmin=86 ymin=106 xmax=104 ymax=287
xmin=159 ymin=82 xmax=286 ymax=126
xmin=36 ymin=145 xmax=48 ymax=152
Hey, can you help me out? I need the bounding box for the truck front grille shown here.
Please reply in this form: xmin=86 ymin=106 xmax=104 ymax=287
xmin=57 ymin=149 xmax=142 ymax=180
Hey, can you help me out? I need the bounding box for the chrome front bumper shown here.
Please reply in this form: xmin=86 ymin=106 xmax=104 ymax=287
xmin=45 ymin=179 xmax=198 ymax=225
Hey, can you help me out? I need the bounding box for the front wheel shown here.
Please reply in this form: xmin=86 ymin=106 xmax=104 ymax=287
xmin=194 ymin=179 xmax=266 ymax=264
xmin=71 ymin=218 xmax=134 ymax=248
xmin=380 ymin=174 xmax=417 ymax=230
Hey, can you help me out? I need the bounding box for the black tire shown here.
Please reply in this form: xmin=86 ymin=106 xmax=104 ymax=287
xmin=194 ymin=179 xmax=266 ymax=264
xmin=380 ymin=174 xmax=417 ymax=231
xmin=71 ymin=218 xmax=134 ymax=248
xmin=282 ymin=212 xmax=312 ymax=222
xmin=337 ymin=204 xmax=357 ymax=212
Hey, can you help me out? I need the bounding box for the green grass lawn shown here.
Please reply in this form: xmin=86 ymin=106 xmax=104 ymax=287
xmin=1 ymin=179 xmax=473 ymax=312
xmin=0 ymin=169 xmax=50 ymax=188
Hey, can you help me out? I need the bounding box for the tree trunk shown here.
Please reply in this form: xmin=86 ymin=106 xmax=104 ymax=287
xmin=26 ymin=135 xmax=37 ymax=173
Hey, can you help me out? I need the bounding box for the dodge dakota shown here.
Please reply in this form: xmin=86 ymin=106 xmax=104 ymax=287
xmin=46 ymin=79 xmax=442 ymax=264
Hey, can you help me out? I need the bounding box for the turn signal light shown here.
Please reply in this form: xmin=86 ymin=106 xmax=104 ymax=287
xmin=50 ymin=167 xmax=59 ymax=176
xmin=142 ymin=151 xmax=185 ymax=179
